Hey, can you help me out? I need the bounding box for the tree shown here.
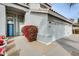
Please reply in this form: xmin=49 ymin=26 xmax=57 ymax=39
xmin=68 ymin=3 xmax=76 ymax=8
xmin=78 ymin=18 xmax=79 ymax=23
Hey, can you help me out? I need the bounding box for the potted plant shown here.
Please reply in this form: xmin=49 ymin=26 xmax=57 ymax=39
xmin=22 ymin=25 xmax=38 ymax=42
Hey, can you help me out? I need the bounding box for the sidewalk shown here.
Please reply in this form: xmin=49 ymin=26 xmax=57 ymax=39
xmin=6 ymin=34 xmax=79 ymax=56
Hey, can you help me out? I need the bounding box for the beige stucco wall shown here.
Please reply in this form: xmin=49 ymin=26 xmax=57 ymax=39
xmin=0 ymin=4 xmax=6 ymax=36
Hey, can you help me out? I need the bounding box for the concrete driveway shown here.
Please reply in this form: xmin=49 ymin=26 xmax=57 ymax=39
xmin=6 ymin=34 xmax=79 ymax=56
xmin=57 ymin=34 xmax=79 ymax=56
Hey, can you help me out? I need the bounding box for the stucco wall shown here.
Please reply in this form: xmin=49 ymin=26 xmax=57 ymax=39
xmin=64 ymin=24 xmax=72 ymax=36
xmin=0 ymin=4 xmax=6 ymax=36
xmin=29 ymin=3 xmax=40 ymax=9
xmin=25 ymin=12 xmax=48 ymax=27
xmin=24 ymin=12 xmax=72 ymax=44
xmin=25 ymin=11 xmax=51 ymax=43
xmin=48 ymin=14 xmax=72 ymax=41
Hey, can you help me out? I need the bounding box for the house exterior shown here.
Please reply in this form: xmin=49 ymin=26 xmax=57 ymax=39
xmin=72 ymin=23 xmax=79 ymax=34
xmin=0 ymin=3 xmax=72 ymax=44
xmin=71 ymin=19 xmax=79 ymax=34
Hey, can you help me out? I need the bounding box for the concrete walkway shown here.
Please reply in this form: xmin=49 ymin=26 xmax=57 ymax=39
xmin=57 ymin=34 xmax=79 ymax=56
xmin=6 ymin=34 xmax=79 ymax=56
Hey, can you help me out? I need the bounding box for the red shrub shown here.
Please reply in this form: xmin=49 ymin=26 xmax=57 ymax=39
xmin=0 ymin=36 xmax=6 ymax=56
xmin=0 ymin=39 xmax=4 ymax=46
xmin=0 ymin=48 xmax=4 ymax=56
xmin=0 ymin=36 xmax=5 ymax=39
xmin=22 ymin=25 xmax=38 ymax=42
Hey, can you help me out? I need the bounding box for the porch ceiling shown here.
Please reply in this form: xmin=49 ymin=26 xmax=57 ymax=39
xmin=6 ymin=6 xmax=26 ymax=15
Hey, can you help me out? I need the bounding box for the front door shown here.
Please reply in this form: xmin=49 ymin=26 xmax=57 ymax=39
xmin=7 ymin=17 xmax=14 ymax=37
xmin=7 ymin=24 xmax=14 ymax=36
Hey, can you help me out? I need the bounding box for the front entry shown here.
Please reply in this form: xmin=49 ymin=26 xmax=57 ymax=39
xmin=7 ymin=23 xmax=14 ymax=36
xmin=7 ymin=17 xmax=15 ymax=37
xmin=6 ymin=6 xmax=25 ymax=37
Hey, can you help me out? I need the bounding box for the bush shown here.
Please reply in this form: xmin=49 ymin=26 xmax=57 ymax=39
xmin=22 ymin=25 xmax=38 ymax=42
xmin=0 ymin=39 xmax=4 ymax=46
xmin=0 ymin=36 xmax=5 ymax=39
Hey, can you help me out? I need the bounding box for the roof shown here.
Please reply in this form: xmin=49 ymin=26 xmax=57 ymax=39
xmin=14 ymin=3 xmax=29 ymax=9
xmin=73 ymin=23 xmax=79 ymax=27
xmin=44 ymin=3 xmax=51 ymax=7
xmin=3 ymin=3 xmax=72 ymax=24
xmin=49 ymin=9 xmax=73 ymax=24
xmin=31 ymin=9 xmax=73 ymax=24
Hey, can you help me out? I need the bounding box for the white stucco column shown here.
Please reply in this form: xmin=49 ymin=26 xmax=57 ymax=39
xmin=24 ymin=11 xmax=31 ymax=25
xmin=15 ymin=14 xmax=19 ymax=36
xmin=0 ymin=4 xmax=6 ymax=36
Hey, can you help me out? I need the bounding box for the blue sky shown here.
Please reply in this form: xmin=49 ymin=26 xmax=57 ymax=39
xmin=51 ymin=3 xmax=79 ymax=20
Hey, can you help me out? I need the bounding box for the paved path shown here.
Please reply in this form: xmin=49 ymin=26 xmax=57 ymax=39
xmin=57 ymin=34 xmax=79 ymax=56
xmin=6 ymin=34 xmax=79 ymax=56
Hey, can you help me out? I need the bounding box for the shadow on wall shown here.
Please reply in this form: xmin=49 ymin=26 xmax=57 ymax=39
xmin=56 ymin=37 xmax=79 ymax=56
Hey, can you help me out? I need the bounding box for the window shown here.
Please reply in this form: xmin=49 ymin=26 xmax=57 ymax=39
xmin=18 ymin=15 xmax=24 ymax=23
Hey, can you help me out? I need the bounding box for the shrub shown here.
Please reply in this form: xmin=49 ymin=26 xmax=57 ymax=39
xmin=0 ymin=39 xmax=4 ymax=46
xmin=0 ymin=36 xmax=5 ymax=39
xmin=0 ymin=38 xmax=4 ymax=56
xmin=22 ymin=25 xmax=38 ymax=42
xmin=0 ymin=48 xmax=4 ymax=56
xmin=0 ymin=36 xmax=6 ymax=56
